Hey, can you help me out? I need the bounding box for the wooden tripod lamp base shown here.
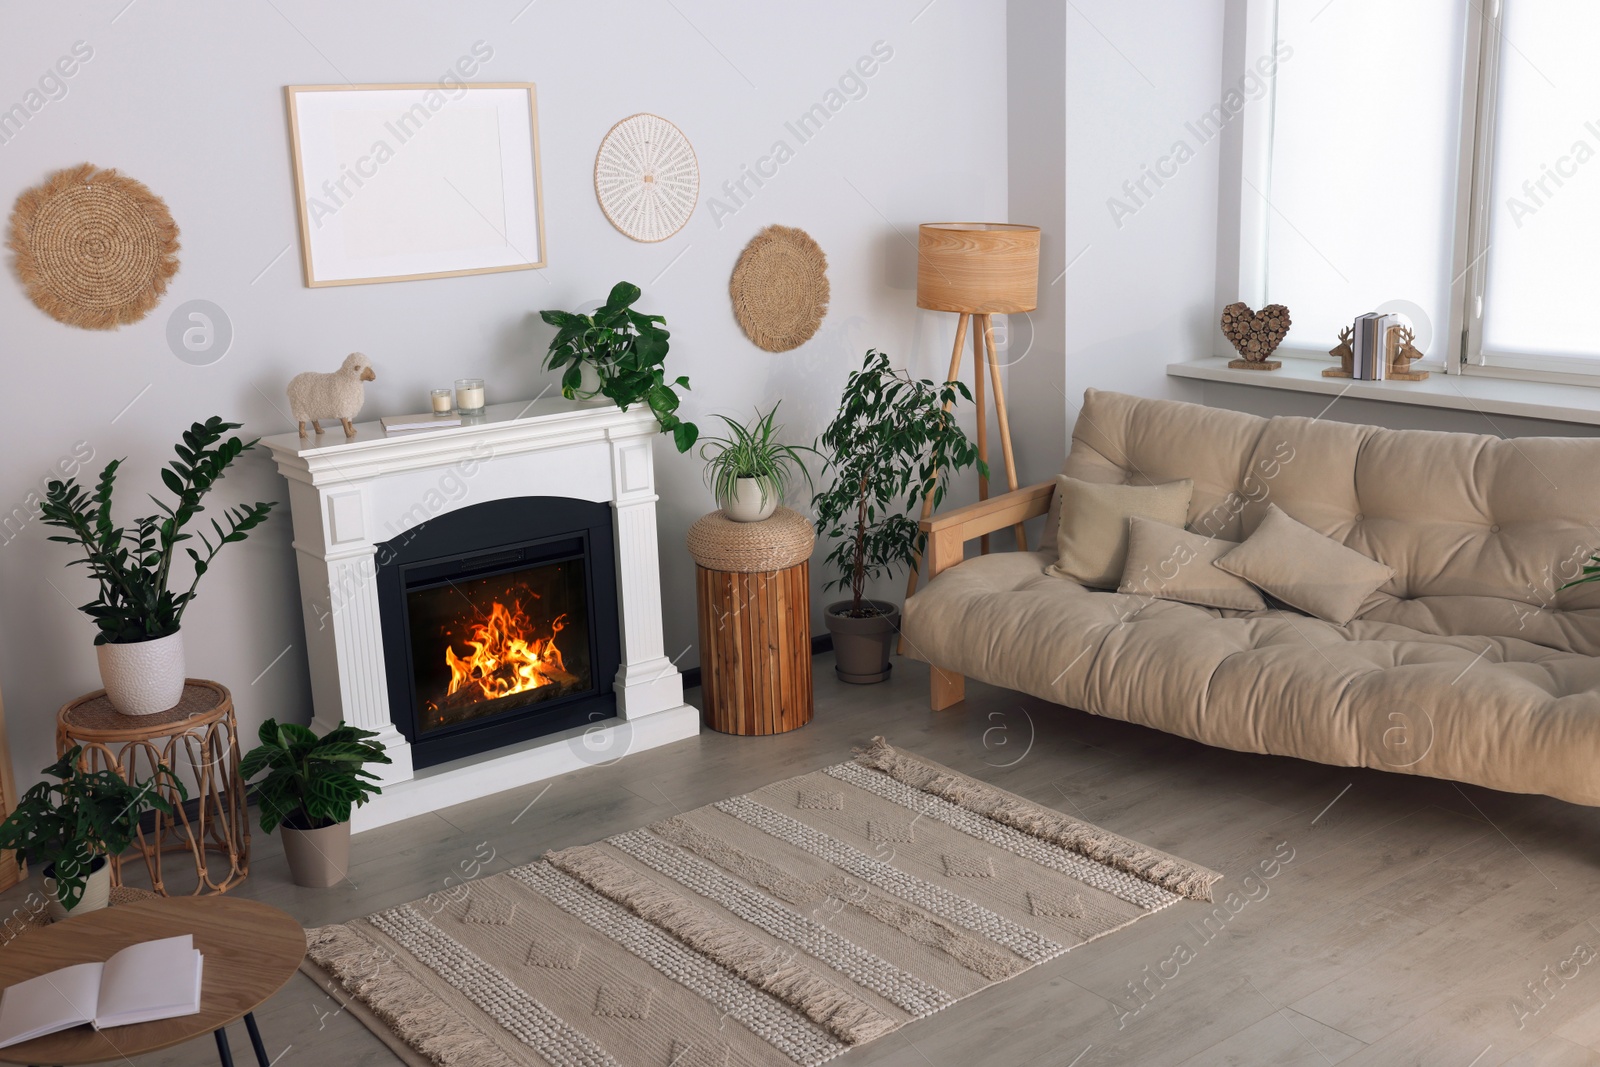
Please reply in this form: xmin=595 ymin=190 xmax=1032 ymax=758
xmin=906 ymin=222 xmax=1042 ymax=606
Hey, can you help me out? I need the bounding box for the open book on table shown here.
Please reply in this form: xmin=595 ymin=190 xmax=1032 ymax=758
xmin=0 ymin=934 xmax=203 ymax=1048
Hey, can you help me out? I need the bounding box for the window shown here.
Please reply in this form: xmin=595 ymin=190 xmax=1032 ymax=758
xmin=1474 ymin=1 xmax=1600 ymax=370
xmin=1244 ymin=0 xmax=1600 ymax=379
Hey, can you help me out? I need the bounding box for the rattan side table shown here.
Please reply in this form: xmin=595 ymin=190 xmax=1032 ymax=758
xmin=688 ymin=507 xmax=815 ymax=735
xmin=56 ymin=679 xmax=249 ymax=895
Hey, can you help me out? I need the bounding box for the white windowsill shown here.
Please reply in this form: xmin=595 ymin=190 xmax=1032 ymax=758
xmin=1167 ymin=356 xmax=1600 ymax=427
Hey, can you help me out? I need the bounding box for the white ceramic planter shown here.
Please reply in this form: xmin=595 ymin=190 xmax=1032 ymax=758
xmin=44 ymin=855 xmax=112 ymax=922
xmin=96 ymin=631 xmax=186 ymax=716
xmin=722 ymin=477 xmax=779 ymax=523
xmin=572 ymin=362 xmax=604 ymax=399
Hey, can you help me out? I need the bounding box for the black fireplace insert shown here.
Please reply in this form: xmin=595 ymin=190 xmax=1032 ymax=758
xmin=375 ymin=496 xmax=620 ymax=768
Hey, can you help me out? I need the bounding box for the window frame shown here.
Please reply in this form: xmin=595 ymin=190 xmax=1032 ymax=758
xmin=1233 ymin=0 xmax=1600 ymax=385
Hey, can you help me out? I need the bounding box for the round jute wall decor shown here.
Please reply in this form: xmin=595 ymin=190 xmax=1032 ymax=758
xmin=729 ymin=224 xmax=829 ymax=352
xmin=8 ymin=163 xmax=180 ymax=330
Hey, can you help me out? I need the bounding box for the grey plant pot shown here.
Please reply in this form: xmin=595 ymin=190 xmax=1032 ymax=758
xmin=281 ymin=820 xmax=352 ymax=888
xmin=823 ymin=599 xmax=900 ymax=684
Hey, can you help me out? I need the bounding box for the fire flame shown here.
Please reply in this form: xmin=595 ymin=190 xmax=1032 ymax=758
xmin=444 ymin=600 xmax=569 ymax=704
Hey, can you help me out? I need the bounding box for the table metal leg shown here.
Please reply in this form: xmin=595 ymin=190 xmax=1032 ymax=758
xmin=214 ymin=1024 xmax=236 ymax=1067
xmin=244 ymin=1011 xmax=271 ymax=1067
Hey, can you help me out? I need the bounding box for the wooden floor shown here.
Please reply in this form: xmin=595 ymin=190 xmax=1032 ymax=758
xmin=8 ymin=657 xmax=1600 ymax=1066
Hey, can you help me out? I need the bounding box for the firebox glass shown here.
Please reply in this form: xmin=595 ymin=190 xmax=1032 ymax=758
xmin=405 ymin=558 xmax=593 ymax=735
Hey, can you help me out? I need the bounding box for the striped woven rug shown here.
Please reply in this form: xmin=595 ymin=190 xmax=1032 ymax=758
xmin=301 ymin=738 xmax=1221 ymax=1067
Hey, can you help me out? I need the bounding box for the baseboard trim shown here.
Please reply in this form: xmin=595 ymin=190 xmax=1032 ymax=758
xmin=680 ymin=634 xmax=832 ymax=692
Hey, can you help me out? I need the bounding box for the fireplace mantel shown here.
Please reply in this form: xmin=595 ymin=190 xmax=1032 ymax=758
xmin=261 ymin=396 xmax=697 ymax=831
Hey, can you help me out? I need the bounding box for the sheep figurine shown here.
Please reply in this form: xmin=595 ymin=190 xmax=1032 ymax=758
xmin=287 ymin=352 xmax=376 ymax=438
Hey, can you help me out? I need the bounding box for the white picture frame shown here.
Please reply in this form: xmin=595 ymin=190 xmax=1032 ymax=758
xmin=285 ymin=82 xmax=546 ymax=287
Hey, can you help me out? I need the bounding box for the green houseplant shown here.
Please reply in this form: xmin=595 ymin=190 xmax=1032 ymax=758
xmin=0 ymin=747 xmax=184 ymax=920
xmin=239 ymin=719 xmax=391 ymax=888
xmin=812 ymin=349 xmax=985 ymax=683
xmin=539 ymin=281 xmax=699 ymax=452
xmin=39 ymin=417 xmax=275 ymax=716
xmin=699 ymin=403 xmax=817 ymax=522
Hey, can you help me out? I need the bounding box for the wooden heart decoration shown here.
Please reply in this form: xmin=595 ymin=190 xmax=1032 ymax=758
xmin=1220 ymin=302 xmax=1292 ymax=362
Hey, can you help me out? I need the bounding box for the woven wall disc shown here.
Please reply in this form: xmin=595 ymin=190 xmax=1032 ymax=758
xmin=594 ymin=113 xmax=699 ymax=243
xmin=8 ymin=163 xmax=180 ymax=330
xmin=729 ymin=224 xmax=830 ymax=352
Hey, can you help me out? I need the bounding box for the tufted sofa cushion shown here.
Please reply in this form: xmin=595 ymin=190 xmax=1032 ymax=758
xmin=900 ymin=550 xmax=1600 ymax=805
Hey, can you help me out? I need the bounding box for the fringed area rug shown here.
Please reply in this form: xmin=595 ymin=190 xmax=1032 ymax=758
xmin=301 ymin=738 xmax=1221 ymax=1067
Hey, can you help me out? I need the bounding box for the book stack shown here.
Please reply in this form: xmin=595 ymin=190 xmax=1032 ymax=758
xmin=1350 ymin=312 xmax=1412 ymax=381
xmin=1351 ymin=312 xmax=1385 ymax=381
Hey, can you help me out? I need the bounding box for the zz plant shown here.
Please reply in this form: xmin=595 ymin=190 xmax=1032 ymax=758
xmin=39 ymin=418 xmax=275 ymax=645
xmin=0 ymin=747 xmax=185 ymax=910
xmin=239 ymin=719 xmax=392 ymax=833
xmin=539 ymin=281 xmax=698 ymax=452
xmin=812 ymin=349 xmax=986 ymax=618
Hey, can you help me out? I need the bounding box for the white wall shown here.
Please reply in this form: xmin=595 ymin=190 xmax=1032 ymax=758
xmin=0 ymin=2 xmax=1008 ymax=782
xmin=1063 ymin=0 xmax=1227 ymax=422
xmin=1005 ymin=0 xmax=1067 ymax=489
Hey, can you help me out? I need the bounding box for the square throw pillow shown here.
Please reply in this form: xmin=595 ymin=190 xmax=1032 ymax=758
xmin=1118 ymin=517 xmax=1268 ymax=612
xmin=1214 ymin=504 xmax=1394 ymax=624
xmin=1047 ymin=475 xmax=1194 ymax=588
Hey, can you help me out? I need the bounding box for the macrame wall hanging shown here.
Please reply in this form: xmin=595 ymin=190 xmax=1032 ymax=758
xmin=594 ymin=113 xmax=699 ymax=243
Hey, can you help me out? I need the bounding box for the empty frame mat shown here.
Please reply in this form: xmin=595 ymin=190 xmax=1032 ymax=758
xmin=285 ymin=83 xmax=545 ymax=286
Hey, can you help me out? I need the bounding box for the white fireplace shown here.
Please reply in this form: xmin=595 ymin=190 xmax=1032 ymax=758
xmin=261 ymin=396 xmax=698 ymax=831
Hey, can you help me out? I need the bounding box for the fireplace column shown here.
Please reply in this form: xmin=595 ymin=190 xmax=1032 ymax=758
xmin=607 ymin=428 xmax=686 ymax=718
xmin=287 ymin=481 xmax=415 ymax=786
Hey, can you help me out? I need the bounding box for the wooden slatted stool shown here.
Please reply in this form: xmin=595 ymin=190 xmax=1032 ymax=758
xmin=687 ymin=507 xmax=815 ymax=735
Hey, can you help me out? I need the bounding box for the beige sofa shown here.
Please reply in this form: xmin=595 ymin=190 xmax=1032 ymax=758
xmin=903 ymin=388 xmax=1600 ymax=806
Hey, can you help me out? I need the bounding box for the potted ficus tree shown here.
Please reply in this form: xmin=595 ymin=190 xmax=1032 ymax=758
xmin=39 ymin=418 xmax=275 ymax=716
xmin=240 ymin=719 xmax=391 ymax=888
xmin=812 ymin=349 xmax=984 ymax=683
xmin=539 ymin=281 xmax=699 ymax=453
xmin=699 ymin=403 xmax=817 ymax=522
xmin=0 ymin=747 xmax=184 ymax=921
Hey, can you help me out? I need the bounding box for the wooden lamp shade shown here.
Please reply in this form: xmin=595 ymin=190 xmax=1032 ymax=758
xmin=903 ymin=221 xmax=1042 ymax=624
xmin=916 ymin=223 xmax=1040 ymax=314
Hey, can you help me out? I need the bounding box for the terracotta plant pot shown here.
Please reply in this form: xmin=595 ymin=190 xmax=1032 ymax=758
xmin=43 ymin=854 xmax=112 ymax=922
xmin=96 ymin=630 xmax=186 ymax=716
xmin=823 ymin=599 xmax=900 ymax=684
xmin=281 ymin=820 xmax=352 ymax=888
xmin=721 ymin=477 xmax=779 ymax=523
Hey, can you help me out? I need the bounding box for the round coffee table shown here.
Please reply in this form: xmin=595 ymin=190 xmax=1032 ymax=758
xmin=0 ymin=896 xmax=304 ymax=1066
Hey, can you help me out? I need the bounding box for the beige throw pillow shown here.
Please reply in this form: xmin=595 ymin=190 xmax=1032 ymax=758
xmin=1214 ymin=504 xmax=1394 ymax=624
xmin=1118 ymin=517 xmax=1268 ymax=612
xmin=1047 ymin=476 xmax=1193 ymax=588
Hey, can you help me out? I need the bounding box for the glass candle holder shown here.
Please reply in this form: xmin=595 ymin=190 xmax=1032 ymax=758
xmin=454 ymin=378 xmax=486 ymax=416
xmin=430 ymin=388 xmax=455 ymax=415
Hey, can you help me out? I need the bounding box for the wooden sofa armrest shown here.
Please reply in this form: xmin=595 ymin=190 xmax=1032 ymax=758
xmin=914 ymin=480 xmax=1054 ymax=712
xmin=919 ymin=480 xmax=1055 ymax=580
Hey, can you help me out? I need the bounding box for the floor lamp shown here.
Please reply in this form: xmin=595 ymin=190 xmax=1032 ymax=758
xmin=905 ymin=222 xmax=1041 ymax=605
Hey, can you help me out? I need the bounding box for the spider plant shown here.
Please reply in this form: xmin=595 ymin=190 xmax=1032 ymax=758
xmin=699 ymin=403 xmax=817 ymax=511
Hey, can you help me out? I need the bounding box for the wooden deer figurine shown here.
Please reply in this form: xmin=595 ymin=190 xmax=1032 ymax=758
xmin=1388 ymin=325 xmax=1429 ymax=380
xmin=1323 ymin=325 xmax=1355 ymax=378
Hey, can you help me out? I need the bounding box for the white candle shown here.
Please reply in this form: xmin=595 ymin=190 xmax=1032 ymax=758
xmin=431 ymin=391 xmax=454 ymax=413
xmin=456 ymin=385 xmax=485 ymax=411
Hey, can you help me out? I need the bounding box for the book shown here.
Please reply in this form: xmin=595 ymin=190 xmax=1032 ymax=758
xmin=0 ymin=934 xmax=204 ymax=1047
xmin=382 ymin=412 xmax=462 ymax=434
